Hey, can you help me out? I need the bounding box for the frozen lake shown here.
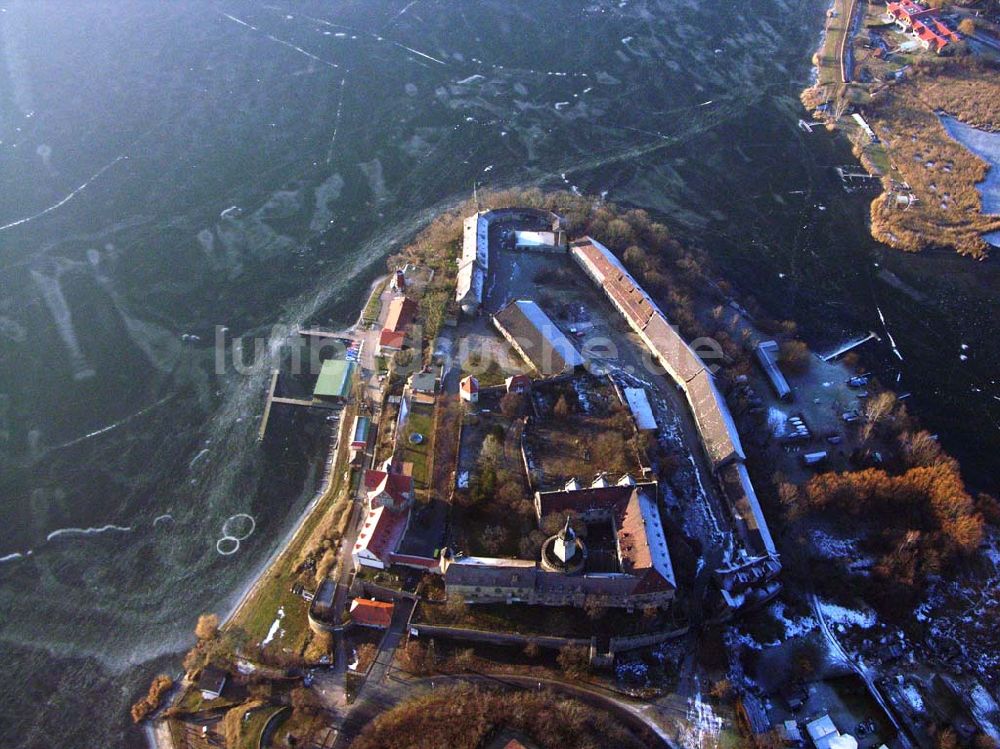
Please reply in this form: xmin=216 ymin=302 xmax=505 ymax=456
xmin=939 ymin=114 xmax=1000 ymax=246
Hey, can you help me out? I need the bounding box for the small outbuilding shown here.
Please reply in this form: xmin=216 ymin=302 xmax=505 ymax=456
xmin=755 ymin=340 xmax=792 ymax=401
xmin=460 ymin=375 xmax=480 ymax=403
xmin=196 ymin=667 xmax=227 ymax=701
xmin=377 ymin=328 xmax=406 ymax=355
xmin=390 ymin=268 xmax=406 ymax=292
xmin=505 ymin=374 xmax=532 ymax=394
xmin=623 ymin=386 xmax=658 ymax=431
xmin=349 ymin=598 xmax=394 ymax=628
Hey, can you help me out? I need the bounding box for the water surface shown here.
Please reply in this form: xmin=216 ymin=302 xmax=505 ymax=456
xmin=1 ymin=2 xmax=998 ymax=746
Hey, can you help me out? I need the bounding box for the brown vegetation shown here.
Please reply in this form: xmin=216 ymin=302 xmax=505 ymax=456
xmin=525 ymin=378 xmax=641 ymax=486
xmin=351 ymin=684 xmax=647 ymax=749
xmin=865 ymin=59 xmax=1000 ymax=258
xmin=396 ymin=640 xmax=437 ymax=675
xmin=130 ymin=674 xmax=173 ymax=723
xmin=182 ymin=615 xmax=248 ymax=674
xmin=194 ymin=613 xmax=219 ymax=641
xmin=778 ymin=340 xmax=812 ymax=373
xmin=804 ymin=459 xmax=983 ymax=607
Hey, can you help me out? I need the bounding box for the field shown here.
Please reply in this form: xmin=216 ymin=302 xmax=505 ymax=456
xmin=451 ymin=396 xmax=536 ymax=558
xmin=415 ymin=600 xmax=680 ymax=639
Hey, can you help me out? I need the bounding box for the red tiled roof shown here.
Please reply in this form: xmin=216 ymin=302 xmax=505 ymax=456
xmin=506 ymin=374 xmax=532 ymax=392
xmin=384 ymin=296 xmax=418 ymax=333
xmin=364 ymin=470 xmax=414 ymax=504
xmin=350 ymin=598 xmax=394 ymax=628
xmin=379 ymin=328 xmax=406 ymax=349
xmin=354 ymin=505 xmax=410 ymax=563
xmin=572 ymin=241 xmax=656 ymax=328
xmin=888 ymin=0 xmax=937 ymax=22
xmin=461 ymin=375 xmax=479 ymax=393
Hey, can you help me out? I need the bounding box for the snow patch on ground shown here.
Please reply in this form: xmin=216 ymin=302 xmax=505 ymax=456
xmin=810 ymin=529 xmax=859 ymax=560
xmin=770 ymin=601 xmax=818 ymax=638
xmin=900 ymin=682 xmax=924 ymax=712
xmin=767 ymin=406 xmax=787 ymax=436
xmin=679 ymin=689 xmax=725 ymax=749
xmin=261 ymin=606 xmax=286 ymax=647
xmin=818 ymin=599 xmax=877 ymax=629
xmin=572 ymin=378 xmax=593 ymax=413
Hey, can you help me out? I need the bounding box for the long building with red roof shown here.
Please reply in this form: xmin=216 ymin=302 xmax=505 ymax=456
xmin=887 ymin=0 xmax=960 ymax=53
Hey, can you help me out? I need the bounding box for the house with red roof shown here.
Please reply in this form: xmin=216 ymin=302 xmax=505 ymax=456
xmin=384 ymin=296 xmax=418 ymax=333
xmin=353 ymin=504 xmax=411 ymax=569
xmin=911 ymin=16 xmax=960 ymax=52
xmin=349 ymin=598 xmax=394 ymax=628
xmin=887 ymin=0 xmax=937 ymax=28
xmin=460 ymin=375 xmax=479 ymax=403
xmin=505 ymin=373 xmax=532 ymax=394
xmin=376 ymin=295 xmax=419 ymax=355
xmin=364 ymin=469 xmax=414 ymax=511
xmin=887 ymin=0 xmax=960 ymax=52
xmin=377 ymin=328 xmax=406 ymax=355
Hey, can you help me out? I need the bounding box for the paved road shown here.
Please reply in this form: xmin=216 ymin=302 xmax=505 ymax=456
xmin=811 ymin=594 xmax=912 ymax=749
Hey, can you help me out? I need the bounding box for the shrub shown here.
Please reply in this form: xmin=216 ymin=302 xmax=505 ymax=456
xmin=557 ymin=645 xmax=591 ymax=679
xmin=553 ymin=394 xmax=570 ymax=419
xmin=397 ymin=640 xmax=436 ymax=675
xmin=778 ymin=340 xmax=811 ymax=373
xmin=194 ymin=613 xmax=219 ymax=641
xmin=130 ymin=674 xmax=173 ymax=723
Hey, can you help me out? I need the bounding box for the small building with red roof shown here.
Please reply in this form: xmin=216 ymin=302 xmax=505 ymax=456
xmin=505 ymin=373 xmax=532 ymax=394
xmin=349 ymin=598 xmax=394 ymax=628
xmin=377 ymin=328 xmax=406 ymax=355
xmin=460 ymin=375 xmax=480 ymax=403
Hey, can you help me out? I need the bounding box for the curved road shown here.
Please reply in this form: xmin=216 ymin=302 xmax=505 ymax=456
xmin=811 ymin=594 xmax=911 ymax=749
xmin=337 ymin=670 xmax=677 ymax=748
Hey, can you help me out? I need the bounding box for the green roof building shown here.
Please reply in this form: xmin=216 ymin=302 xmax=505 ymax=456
xmin=313 ymin=359 xmax=356 ymax=400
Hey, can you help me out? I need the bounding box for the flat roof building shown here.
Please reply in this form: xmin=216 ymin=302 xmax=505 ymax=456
xmin=313 ymin=359 xmax=356 ymax=400
xmin=755 ymin=340 xmax=792 ymax=401
xmin=623 ymin=387 xmax=657 ymax=431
